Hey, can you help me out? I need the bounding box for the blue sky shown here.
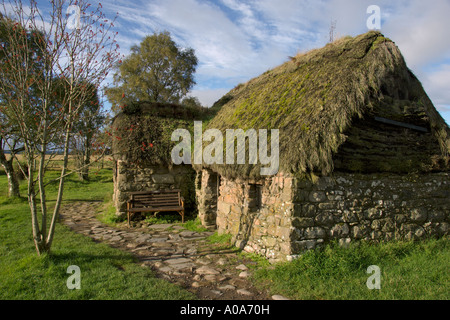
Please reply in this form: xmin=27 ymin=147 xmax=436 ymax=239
xmin=42 ymin=0 xmax=450 ymax=124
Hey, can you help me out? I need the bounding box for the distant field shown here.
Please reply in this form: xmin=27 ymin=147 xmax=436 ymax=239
xmin=1 ymin=154 xmax=114 ymax=172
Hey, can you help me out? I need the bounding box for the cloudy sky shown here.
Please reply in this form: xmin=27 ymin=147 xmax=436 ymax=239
xmin=54 ymin=0 xmax=450 ymax=123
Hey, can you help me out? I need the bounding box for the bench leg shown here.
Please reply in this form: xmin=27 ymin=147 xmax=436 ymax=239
xmin=179 ymin=210 xmax=184 ymax=223
xmin=127 ymin=202 xmax=131 ymax=228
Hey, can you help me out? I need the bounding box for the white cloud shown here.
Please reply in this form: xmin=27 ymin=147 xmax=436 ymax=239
xmin=147 ymin=0 xmax=253 ymax=64
xmin=190 ymin=88 xmax=231 ymax=107
xmin=420 ymin=64 xmax=450 ymax=112
xmin=382 ymin=0 xmax=450 ymax=69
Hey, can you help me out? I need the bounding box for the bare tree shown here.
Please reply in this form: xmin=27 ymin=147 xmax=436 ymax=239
xmin=0 ymin=0 xmax=121 ymax=255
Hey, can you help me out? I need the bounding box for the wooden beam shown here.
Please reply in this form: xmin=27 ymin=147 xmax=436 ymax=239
xmin=374 ymin=117 xmax=428 ymax=133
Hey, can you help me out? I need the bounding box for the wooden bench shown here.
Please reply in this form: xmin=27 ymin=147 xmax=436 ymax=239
xmin=127 ymin=189 xmax=185 ymax=227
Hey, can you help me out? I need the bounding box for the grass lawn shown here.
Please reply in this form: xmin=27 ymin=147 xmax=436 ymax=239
xmin=252 ymin=238 xmax=449 ymax=300
xmin=0 ymin=169 xmax=195 ymax=300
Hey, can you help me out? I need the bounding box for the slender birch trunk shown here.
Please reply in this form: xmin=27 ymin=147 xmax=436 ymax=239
xmin=46 ymin=113 xmax=73 ymax=250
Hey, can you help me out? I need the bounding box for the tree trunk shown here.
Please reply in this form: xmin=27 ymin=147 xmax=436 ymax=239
xmin=0 ymin=147 xmax=20 ymax=198
xmin=46 ymin=112 xmax=74 ymax=252
xmin=82 ymin=135 xmax=91 ymax=181
xmin=26 ymin=150 xmax=45 ymax=256
xmin=77 ymin=135 xmax=91 ymax=181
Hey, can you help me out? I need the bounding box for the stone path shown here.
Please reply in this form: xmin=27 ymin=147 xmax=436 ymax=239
xmin=59 ymin=201 xmax=280 ymax=300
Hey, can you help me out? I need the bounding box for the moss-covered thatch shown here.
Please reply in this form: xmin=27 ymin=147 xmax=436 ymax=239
xmin=201 ymin=31 xmax=450 ymax=179
xmin=112 ymin=101 xmax=214 ymax=167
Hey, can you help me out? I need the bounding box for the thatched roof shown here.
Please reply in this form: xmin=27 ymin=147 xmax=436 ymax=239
xmin=112 ymin=101 xmax=214 ymax=167
xmin=200 ymin=31 xmax=450 ymax=179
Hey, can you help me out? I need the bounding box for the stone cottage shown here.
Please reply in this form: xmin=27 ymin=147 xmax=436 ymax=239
xmin=194 ymin=31 xmax=450 ymax=262
xmin=111 ymin=102 xmax=214 ymax=219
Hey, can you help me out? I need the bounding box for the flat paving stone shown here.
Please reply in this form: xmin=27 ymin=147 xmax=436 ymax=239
xmin=165 ymin=257 xmax=193 ymax=265
xmin=158 ymin=266 xmax=173 ymax=273
xmin=204 ymin=275 xmax=217 ymax=282
xmin=196 ymin=266 xmax=220 ymax=275
xmin=237 ymin=289 xmax=252 ymax=296
xmin=272 ymin=295 xmax=290 ymax=300
xmin=170 ymin=262 xmax=196 ymax=271
xmin=196 ymin=258 xmax=212 ymax=265
xmin=236 ymin=264 xmax=248 ymax=271
xmin=151 ymin=242 xmax=173 ymax=248
xmin=219 ymin=285 xmax=236 ymax=291
xmin=168 ymin=234 xmax=181 ymax=240
xmin=179 ymin=231 xmax=196 ymax=237
xmin=148 ymin=237 xmax=169 ymax=243
xmin=148 ymin=224 xmax=172 ymax=230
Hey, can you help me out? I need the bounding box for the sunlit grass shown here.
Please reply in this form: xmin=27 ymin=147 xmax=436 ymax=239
xmin=253 ymin=238 xmax=449 ymax=300
xmin=0 ymin=172 xmax=195 ymax=300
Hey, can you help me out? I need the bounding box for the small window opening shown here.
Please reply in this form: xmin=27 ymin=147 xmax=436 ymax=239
xmin=249 ymin=184 xmax=262 ymax=210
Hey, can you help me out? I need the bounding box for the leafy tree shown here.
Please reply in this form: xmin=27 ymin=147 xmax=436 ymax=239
xmin=106 ymin=31 xmax=198 ymax=113
xmin=181 ymin=96 xmax=204 ymax=109
xmin=71 ymin=82 xmax=105 ymax=181
xmin=0 ymin=13 xmax=46 ymax=197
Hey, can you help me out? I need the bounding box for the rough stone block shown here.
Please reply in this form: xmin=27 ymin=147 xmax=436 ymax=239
xmin=410 ymin=208 xmax=428 ymax=223
xmin=276 ymin=226 xmax=292 ymax=240
xmin=263 ymin=236 xmax=277 ymax=247
xmin=295 ymin=240 xmax=317 ymax=251
xmin=309 ymin=191 xmax=327 ymax=203
xmin=302 ymin=204 xmax=317 ymax=217
xmin=151 ymin=174 xmax=175 ymax=184
xmin=315 ymin=213 xmax=335 ymax=226
xmin=330 ymin=223 xmax=349 ymax=238
xmin=217 ymin=201 xmax=231 ymax=214
xmin=351 ymin=225 xmax=364 ymax=239
xmin=292 ymin=217 xmax=314 ymax=228
xmin=304 ymin=227 xmax=326 ymax=240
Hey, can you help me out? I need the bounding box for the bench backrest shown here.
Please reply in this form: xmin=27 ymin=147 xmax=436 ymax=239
xmin=130 ymin=189 xmax=182 ymax=208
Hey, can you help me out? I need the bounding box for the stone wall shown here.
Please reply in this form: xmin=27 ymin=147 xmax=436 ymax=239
xmin=290 ymin=172 xmax=449 ymax=259
xmin=113 ymin=160 xmax=197 ymax=217
xmin=213 ymin=172 xmax=295 ymax=262
xmin=203 ymin=170 xmax=449 ymax=263
xmin=195 ymin=169 xmax=219 ymax=229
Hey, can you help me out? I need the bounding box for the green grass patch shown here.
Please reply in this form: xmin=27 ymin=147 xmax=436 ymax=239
xmin=44 ymin=169 xmax=115 ymax=202
xmin=97 ymin=201 xmax=125 ymax=226
xmin=182 ymin=218 xmax=209 ymax=233
xmin=0 ymin=173 xmax=195 ymax=300
xmin=253 ymin=239 xmax=449 ymax=300
xmin=205 ymin=232 xmax=240 ymax=256
xmin=145 ymin=214 xmax=182 ymax=225
xmin=208 ymin=232 xmax=233 ymax=245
